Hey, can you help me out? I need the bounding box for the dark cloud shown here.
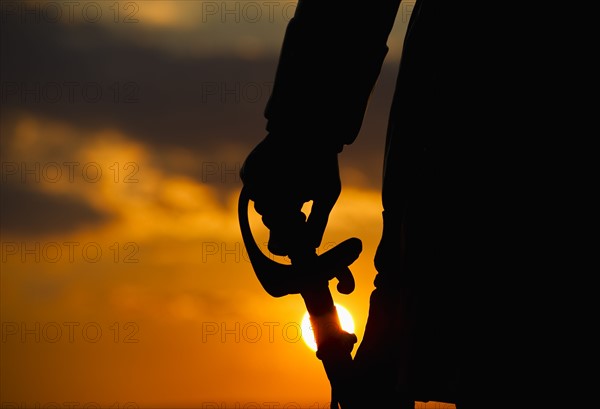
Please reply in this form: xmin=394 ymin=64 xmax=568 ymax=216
xmin=1 ymin=19 xmax=401 ymax=192
xmin=0 ymin=183 xmax=112 ymax=236
xmin=1 ymin=20 xmax=278 ymax=150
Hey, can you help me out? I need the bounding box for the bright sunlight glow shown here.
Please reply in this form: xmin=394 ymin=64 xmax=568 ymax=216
xmin=301 ymin=304 xmax=355 ymax=351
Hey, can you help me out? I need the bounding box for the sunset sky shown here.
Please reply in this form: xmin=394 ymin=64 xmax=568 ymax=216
xmin=1 ymin=1 xmax=455 ymax=407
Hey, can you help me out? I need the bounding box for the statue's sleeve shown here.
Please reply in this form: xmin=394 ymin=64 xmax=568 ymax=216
xmin=264 ymin=0 xmax=403 ymax=153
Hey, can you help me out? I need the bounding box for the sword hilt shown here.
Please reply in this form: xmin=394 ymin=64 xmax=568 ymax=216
xmin=238 ymin=186 xmax=360 ymax=408
xmin=238 ymin=186 xmax=361 ymax=298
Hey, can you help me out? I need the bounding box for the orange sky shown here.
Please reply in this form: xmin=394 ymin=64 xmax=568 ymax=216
xmin=1 ymin=1 xmax=455 ymax=407
xmin=2 ymin=112 xmax=380 ymax=407
xmin=0 ymin=114 xmax=385 ymax=406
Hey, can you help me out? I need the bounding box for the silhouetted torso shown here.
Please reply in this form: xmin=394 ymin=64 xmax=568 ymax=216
xmin=244 ymin=0 xmax=533 ymax=407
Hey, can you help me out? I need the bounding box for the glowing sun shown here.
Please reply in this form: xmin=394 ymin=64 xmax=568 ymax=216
xmin=301 ymin=304 xmax=355 ymax=351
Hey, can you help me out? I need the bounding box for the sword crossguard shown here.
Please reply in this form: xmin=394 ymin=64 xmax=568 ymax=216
xmin=238 ymin=187 xmax=362 ymax=298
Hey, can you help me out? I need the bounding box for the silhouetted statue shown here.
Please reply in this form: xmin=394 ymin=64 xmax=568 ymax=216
xmin=239 ymin=1 xmax=508 ymax=407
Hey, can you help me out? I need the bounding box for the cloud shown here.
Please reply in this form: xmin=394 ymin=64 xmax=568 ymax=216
xmin=0 ymin=183 xmax=111 ymax=237
xmin=1 ymin=15 xmax=400 ymax=196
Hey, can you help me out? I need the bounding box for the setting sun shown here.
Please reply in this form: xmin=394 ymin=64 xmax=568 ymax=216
xmin=301 ymin=304 xmax=355 ymax=351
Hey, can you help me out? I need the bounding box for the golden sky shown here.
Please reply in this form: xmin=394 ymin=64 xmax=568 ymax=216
xmin=1 ymin=1 xmax=455 ymax=407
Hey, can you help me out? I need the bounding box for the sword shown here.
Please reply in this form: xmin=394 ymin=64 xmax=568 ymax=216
xmin=238 ymin=186 xmax=362 ymax=408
